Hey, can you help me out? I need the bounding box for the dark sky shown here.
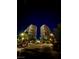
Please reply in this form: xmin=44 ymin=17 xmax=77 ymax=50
xmin=17 ymin=0 xmax=61 ymax=36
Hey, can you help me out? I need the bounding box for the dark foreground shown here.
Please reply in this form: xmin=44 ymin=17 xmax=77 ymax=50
xmin=17 ymin=47 xmax=61 ymax=59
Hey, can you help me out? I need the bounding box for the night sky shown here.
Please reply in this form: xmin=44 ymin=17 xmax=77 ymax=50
xmin=17 ymin=0 xmax=61 ymax=37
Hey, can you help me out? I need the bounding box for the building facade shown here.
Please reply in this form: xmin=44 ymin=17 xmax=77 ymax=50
xmin=40 ymin=24 xmax=51 ymax=40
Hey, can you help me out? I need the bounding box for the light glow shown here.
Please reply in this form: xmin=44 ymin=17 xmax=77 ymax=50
xmin=50 ymin=33 xmax=54 ymax=37
xmin=20 ymin=33 xmax=24 ymax=36
xmin=22 ymin=37 xmax=24 ymax=40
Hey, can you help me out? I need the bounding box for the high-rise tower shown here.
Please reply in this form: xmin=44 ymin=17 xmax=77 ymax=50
xmin=40 ymin=24 xmax=51 ymax=40
xmin=24 ymin=24 xmax=37 ymax=41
